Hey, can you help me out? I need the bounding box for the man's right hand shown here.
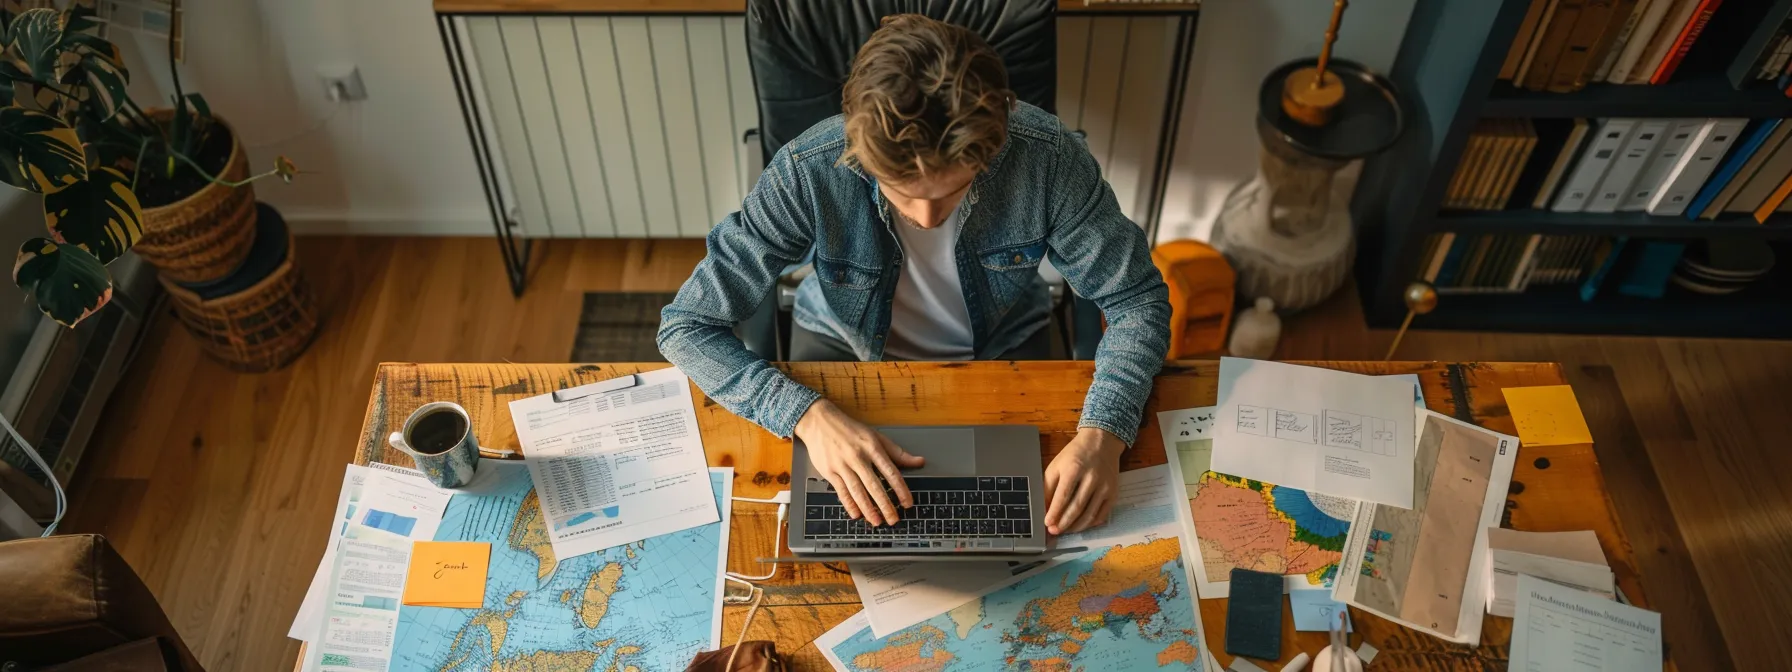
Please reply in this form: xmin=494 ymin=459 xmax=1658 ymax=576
xmin=794 ymin=399 xmax=924 ymax=526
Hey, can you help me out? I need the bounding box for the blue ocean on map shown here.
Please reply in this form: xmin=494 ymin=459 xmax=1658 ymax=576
xmin=1269 ymin=485 xmax=1350 ymax=538
xmin=388 ymin=463 xmax=723 ymax=672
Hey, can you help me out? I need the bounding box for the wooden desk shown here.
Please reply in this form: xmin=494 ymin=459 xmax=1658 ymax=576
xmin=338 ymin=360 xmax=1659 ymax=670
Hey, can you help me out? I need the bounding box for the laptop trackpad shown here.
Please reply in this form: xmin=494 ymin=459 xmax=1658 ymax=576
xmin=884 ymin=428 xmax=976 ymax=475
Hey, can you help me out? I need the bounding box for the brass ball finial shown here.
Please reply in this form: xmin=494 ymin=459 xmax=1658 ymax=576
xmin=1384 ymin=281 xmax=1438 ymax=361
xmin=1404 ymin=281 xmax=1438 ymax=314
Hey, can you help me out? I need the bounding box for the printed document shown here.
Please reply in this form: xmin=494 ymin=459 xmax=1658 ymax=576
xmin=1332 ymin=409 xmax=1518 ymax=643
xmin=1511 ymin=574 xmax=1661 ymax=671
xmin=303 ymin=532 xmax=414 ymax=672
xmin=290 ymin=463 xmax=450 ymax=643
xmin=846 ymin=466 xmax=1178 ymax=638
xmin=1486 ymin=528 xmax=1614 ymax=618
xmin=1213 ymin=357 xmax=1418 ymax=508
xmin=508 ymin=367 xmax=718 ymax=560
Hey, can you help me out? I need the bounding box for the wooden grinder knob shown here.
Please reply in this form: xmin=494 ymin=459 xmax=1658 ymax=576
xmin=1282 ymin=0 xmax=1349 ymax=127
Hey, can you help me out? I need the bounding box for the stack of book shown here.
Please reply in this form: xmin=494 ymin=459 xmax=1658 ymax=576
xmin=1444 ymin=120 xmax=1541 ymax=210
xmin=1417 ymin=233 xmax=1617 ymax=295
xmin=1726 ymin=1 xmax=1792 ymax=92
xmin=1501 ymin=0 xmax=1729 ymax=91
xmin=1449 ymin=117 xmax=1792 ymax=223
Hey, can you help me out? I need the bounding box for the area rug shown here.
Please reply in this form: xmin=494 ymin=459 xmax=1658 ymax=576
xmin=569 ymin=292 xmax=677 ymax=362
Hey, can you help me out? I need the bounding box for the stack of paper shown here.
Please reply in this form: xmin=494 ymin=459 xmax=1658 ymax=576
xmin=1485 ymin=528 xmax=1615 ymax=618
xmin=1511 ymin=574 xmax=1661 ymax=671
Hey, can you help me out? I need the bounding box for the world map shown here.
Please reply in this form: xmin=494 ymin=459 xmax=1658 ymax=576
xmin=389 ymin=464 xmax=724 ymax=672
xmin=827 ymin=536 xmax=1207 ymax=671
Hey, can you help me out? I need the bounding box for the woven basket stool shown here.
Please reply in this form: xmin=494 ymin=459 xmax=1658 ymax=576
xmin=160 ymin=203 xmax=319 ymax=372
xmin=135 ymin=112 xmax=258 ymax=284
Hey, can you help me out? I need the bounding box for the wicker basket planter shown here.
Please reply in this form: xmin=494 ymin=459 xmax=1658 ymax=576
xmin=133 ymin=112 xmax=258 ymax=284
xmin=161 ymin=203 xmax=319 ymax=372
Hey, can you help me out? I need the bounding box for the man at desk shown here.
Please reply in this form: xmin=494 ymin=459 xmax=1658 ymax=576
xmin=658 ymin=15 xmax=1169 ymax=537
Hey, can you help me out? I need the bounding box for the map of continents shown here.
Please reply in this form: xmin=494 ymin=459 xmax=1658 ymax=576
xmin=1176 ymin=439 xmax=1353 ymax=589
xmin=829 ymin=537 xmax=1206 ymax=671
xmin=390 ymin=464 xmax=723 ymax=672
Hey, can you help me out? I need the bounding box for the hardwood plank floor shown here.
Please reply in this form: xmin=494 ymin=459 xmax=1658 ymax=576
xmin=60 ymin=236 xmax=1792 ymax=671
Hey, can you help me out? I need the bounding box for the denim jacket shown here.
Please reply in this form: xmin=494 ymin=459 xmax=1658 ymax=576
xmin=657 ymin=102 xmax=1170 ymax=444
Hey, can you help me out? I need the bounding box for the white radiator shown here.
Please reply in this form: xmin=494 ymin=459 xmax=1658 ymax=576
xmin=461 ymin=14 xmax=1179 ymax=239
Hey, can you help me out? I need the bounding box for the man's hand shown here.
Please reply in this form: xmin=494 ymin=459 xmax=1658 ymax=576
xmin=794 ymin=399 xmax=924 ymax=526
xmin=1044 ymin=427 xmax=1125 ymax=535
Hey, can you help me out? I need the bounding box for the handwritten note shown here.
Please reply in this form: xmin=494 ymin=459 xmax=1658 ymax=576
xmin=1289 ymin=588 xmax=1352 ymax=632
xmin=402 ymin=541 xmax=490 ymax=608
xmin=1502 ymin=385 xmax=1594 ymax=447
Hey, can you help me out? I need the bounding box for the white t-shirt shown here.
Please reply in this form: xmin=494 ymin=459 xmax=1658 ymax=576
xmin=883 ymin=207 xmax=975 ymax=361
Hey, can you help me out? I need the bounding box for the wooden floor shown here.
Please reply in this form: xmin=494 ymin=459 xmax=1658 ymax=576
xmin=62 ymin=236 xmax=1791 ymax=671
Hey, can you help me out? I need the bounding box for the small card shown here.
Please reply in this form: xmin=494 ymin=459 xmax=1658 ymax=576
xmin=402 ymin=541 xmax=490 ymax=608
xmin=1502 ymin=385 xmax=1594 ymax=447
xmin=1289 ymin=588 xmax=1352 ymax=632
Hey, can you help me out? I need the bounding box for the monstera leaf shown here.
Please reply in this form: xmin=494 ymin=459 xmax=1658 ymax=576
xmin=54 ymin=31 xmax=128 ymax=121
xmin=0 ymin=106 xmax=85 ymax=192
xmin=13 ymin=237 xmax=111 ymax=327
xmin=45 ymin=166 xmax=140 ymax=263
xmin=4 ymin=9 xmax=62 ymax=81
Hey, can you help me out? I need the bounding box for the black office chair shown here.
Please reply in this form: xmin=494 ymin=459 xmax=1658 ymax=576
xmin=738 ymin=0 xmax=1103 ymax=361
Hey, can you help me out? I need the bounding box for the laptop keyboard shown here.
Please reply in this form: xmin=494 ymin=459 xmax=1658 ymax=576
xmin=802 ymin=476 xmax=1032 ymax=539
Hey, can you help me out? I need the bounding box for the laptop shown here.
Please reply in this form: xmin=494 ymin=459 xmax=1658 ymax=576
xmin=786 ymin=425 xmax=1055 ymax=559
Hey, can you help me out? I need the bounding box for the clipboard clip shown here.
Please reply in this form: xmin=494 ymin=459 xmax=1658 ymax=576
xmin=551 ymin=373 xmax=640 ymax=403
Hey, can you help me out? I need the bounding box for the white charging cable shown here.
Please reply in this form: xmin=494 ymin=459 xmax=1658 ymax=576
xmin=725 ymin=490 xmax=790 ymax=592
xmin=0 ymin=412 xmax=64 ymax=537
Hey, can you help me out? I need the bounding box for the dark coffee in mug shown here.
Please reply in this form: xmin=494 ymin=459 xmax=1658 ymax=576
xmin=408 ymin=409 xmax=468 ymax=455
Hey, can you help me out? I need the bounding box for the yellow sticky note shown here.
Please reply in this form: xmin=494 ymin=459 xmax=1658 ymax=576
xmin=1502 ymin=385 xmax=1593 ymax=447
xmin=402 ymin=541 xmax=490 ymax=608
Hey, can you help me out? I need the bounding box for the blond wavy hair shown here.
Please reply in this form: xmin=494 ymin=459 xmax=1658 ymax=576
xmin=839 ymin=14 xmax=1012 ymax=183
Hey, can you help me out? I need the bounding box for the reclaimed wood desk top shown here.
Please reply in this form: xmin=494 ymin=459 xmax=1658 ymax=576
xmin=333 ymin=360 xmax=1661 ymax=670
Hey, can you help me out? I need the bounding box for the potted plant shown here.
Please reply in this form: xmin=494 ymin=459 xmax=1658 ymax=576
xmin=2 ymin=4 xmax=295 ymax=327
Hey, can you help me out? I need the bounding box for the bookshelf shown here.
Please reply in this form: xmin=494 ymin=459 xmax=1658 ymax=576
xmin=1350 ymin=0 xmax=1792 ymax=339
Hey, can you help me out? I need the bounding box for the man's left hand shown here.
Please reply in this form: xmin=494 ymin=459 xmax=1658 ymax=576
xmin=1043 ymin=427 xmax=1125 ymax=535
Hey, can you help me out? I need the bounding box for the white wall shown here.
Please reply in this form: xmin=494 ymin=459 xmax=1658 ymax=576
xmin=130 ymin=0 xmax=493 ymax=235
xmin=136 ymin=0 xmax=1415 ymax=240
xmin=1156 ymin=0 xmax=1416 ymax=243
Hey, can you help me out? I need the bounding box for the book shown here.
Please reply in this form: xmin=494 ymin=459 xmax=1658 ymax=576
xmin=1589 ymin=119 xmax=1669 ymax=213
xmin=1423 ymin=232 xmax=1457 ymax=282
xmin=1471 ymin=121 xmax=1516 ymax=209
xmin=1730 ymin=1 xmax=1792 ymax=88
xmin=1623 ymin=119 xmax=1704 ymax=211
xmin=1528 ymin=0 xmax=1589 ymax=90
xmin=1550 ymin=0 xmax=1621 ymax=92
xmin=1446 ymin=127 xmax=1495 ymax=208
xmin=1764 ymin=37 xmax=1792 ymax=80
xmin=1751 ymin=166 xmax=1792 ymax=222
xmin=1629 ymin=0 xmax=1701 ymax=84
xmin=1617 ymin=241 xmax=1685 ymax=298
xmin=1724 ymin=126 xmax=1792 ymax=214
xmin=1486 ymin=120 xmax=1530 ymax=209
xmin=1580 ymin=236 xmax=1629 ymax=302
xmin=1531 ymin=119 xmax=1593 ymax=208
xmin=1684 ymin=119 xmax=1783 ymax=217
xmin=1576 ymin=0 xmax=1641 ymax=89
xmin=1648 ymin=118 xmax=1749 ymax=215
xmin=1593 ymin=0 xmax=1656 ymax=81
xmin=1435 ymin=234 xmax=1472 ymax=287
xmin=1554 ymin=118 xmax=1637 ymax=212
xmin=1650 ymin=0 xmax=1725 ymax=85
xmin=1517 ymin=0 xmax=1566 ymax=84
xmin=1608 ymin=0 xmax=1678 ymax=82
xmin=1510 ymin=235 xmax=1545 ymax=291
xmin=1497 ymin=121 xmax=1542 ymax=209
xmin=1503 ymin=0 xmax=1556 ymax=80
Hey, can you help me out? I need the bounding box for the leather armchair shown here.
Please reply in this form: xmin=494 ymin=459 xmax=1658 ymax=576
xmin=0 ymin=534 xmax=203 ymax=672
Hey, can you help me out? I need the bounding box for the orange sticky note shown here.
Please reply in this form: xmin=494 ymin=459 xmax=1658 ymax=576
xmin=402 ymin=541 xmax=490 ymax=608
xmin=1502 ymin=385 xmax=1593 ymax=447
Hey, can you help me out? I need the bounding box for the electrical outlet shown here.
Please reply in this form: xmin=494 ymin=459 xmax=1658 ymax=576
xmin=319 ymin=65 xmax=367 ymax=102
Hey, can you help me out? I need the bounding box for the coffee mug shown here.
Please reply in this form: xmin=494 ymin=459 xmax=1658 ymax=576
xmin=388 ymin=401 xmax=480 ymax=489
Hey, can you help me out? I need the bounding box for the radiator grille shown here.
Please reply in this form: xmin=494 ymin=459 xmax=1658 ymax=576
xmin=462 ymin=14 xmax=1180 ymax=238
